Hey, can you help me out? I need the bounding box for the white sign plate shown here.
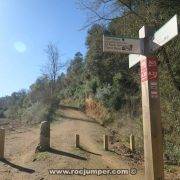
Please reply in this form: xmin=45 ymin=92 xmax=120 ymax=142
xmin=129 ymin=54 xmax=141 ymax=68
xmin=150 ymin=14 xmax=178 ymax=51
xmin=103 ymin=35 xmax=141 ymax=54
xmin=129 ymin=54 xmax=146 ymax=68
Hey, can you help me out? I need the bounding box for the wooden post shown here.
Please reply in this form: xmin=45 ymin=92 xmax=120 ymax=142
xmin=140 ymin=57 xmax=164 ymax=180
xmin=103 ymin=135 xmax=108 ymax=151
xmin=139 ymin=26 xmax=164 ymax=180
xmin=0 ymin=128 xmax=5 ymax=159
xmin=38 ymin=121 xmax=50 ymax=151
xmin=75 ymin=134 xmax=80 ymax=148
xmin=130 ymin=134 xmax=135 ymax=151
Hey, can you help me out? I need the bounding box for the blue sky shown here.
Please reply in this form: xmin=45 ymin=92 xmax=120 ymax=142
xmin=0 ymin=0 xmax=87 ymax=97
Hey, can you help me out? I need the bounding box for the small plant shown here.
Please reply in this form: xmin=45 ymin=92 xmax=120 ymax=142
xmin=164 ymin=165 xmax=177 ymax=173
xmin=33 ymin=152 xmax=50 ymax=161
xmin=102 ymin=114 xmax=114 ymax=126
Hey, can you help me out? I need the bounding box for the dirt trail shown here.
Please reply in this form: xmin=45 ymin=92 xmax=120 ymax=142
xmin=0 ymin=106 xmax=143 ymax=180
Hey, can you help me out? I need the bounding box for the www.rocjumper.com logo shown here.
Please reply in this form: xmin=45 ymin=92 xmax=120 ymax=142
xmin=49 ymin=168 xmax=137 ymax=176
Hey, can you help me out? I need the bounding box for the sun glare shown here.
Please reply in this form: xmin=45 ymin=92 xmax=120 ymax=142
xmin=14 ymin=41 xmax=27 ymax=53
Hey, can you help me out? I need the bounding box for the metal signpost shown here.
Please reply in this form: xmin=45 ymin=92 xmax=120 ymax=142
xmin=103 ymin=14 xmax=178 ymax=180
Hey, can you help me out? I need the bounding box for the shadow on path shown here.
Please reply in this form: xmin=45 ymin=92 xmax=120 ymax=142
xmin=60 ymin=115 xmax=98 ymax=124
xmin=48 ymin=148 xmax=87 ymax=161
xmin=79 ymin=146 xmax=102 ymax=156
xmin=109 ymin=150 xmax=121 ymax=155
xmin=0 ymin=158 xmax=35 ymax=173
xmin=59 ymin=105 xmax=80 ymax=111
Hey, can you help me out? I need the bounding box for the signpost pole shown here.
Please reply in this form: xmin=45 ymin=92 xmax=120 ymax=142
xmin=139 ymin=26 xmax=164 ymax=180
xmin=103 ymin=14 xmax=178 ymax=180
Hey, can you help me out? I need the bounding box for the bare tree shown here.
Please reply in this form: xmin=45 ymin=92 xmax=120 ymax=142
xmin=42 ymin=42 xmax=61 ymax=97
xmin=77 ymin=0 xmax=146 ymax=30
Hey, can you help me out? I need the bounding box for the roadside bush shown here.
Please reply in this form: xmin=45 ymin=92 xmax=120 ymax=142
xmin=22 ymin=103 xmax=48 ymax=124
xmin=4 ymin=106 xmax=19 ymax=119
xmin=47 ymin=97 xmax=60 ymax=122
xmin=108 ymin=93 xmax=124 ymax=110
xmin=86 ymin=78 xmax=100 ymax=95
xmin=102 ymin=113 xmax=114 ymax=126
xmin=96 ymin=84 xmax=112 ymax=106
xmin=0 ymin=108 xmax=6 ymax=118
xmin=74 ymin=85 xmax=86 ymax=100
xmin=165 ymin=139 xmax=180 ymax=165
xmin=96 ymin=84 xmax=124 ymax=110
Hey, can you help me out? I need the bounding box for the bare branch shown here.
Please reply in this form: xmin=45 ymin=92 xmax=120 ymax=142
xmin=77 ymin=0 xmax=147 ymax=30
xmin=80 ymin=1 xmax=118 ymax=21
xmin=42 ymin=42 xmax=62 ymax=96
xmin=117 ymin=0 xmax=145 ymax=20
xmin=79 ymin=12 xmax=132 ymax=30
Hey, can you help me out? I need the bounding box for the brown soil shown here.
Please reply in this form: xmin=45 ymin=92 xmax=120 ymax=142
xmin=0 ymin=106 xmax=178 ymax=180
